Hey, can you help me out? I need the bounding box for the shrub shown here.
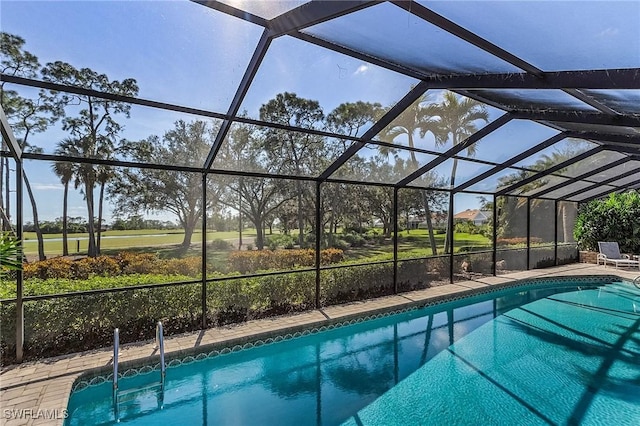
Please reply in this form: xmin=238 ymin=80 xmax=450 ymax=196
xmin=321 ymin=263 xmax=394 ymax=304
xmin=22 ymin=252 xmax=203 ymax=280
xmin=210 ymin=239 xmax=234 ymax=251
xmin=264 ymin=234 xmax=296 ymax=250
xmin=497 ymin=237 xmax=543 ymax=246
xmin=228 ymin=248 xmax=344 ymax=273
xmin=329 ymin=238 xmax=349 ymax=250
xmin=343 ymin=233 xmax=366 ymax=247
xmin=574 ymin=191 xmax=640 ymax=253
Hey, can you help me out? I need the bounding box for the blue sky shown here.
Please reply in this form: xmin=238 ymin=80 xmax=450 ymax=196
xmin=2 ymin=0 xmax=636 ymax=224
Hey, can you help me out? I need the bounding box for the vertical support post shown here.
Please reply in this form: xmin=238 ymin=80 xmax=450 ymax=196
xmin=315 ymin=181 xmax=321 ymax=309
xmin=526 ymin=198 xmax=531 ymax=270
xmin=393 ymin=187 xmax=398 ymax=294
xmin=201 ymin=173 xmax=207 ymax=329
xmin=15 ymin=160 xmax=23 ymax=363
xmin=554 ymin=200 xmax=559 ymax=266
xmin=448 ymin=192 xmax=454 ymax=283
xmin=238 ymin=178 xmax=243 ymax=250
xmin=492 ymin=194 xmax=498 ymax=276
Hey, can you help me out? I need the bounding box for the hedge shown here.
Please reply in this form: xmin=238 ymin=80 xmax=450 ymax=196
xmin=0 ymin=258 xmax=449 ymax=364
xmin=228 ymin=248 xmax=344 ymax=273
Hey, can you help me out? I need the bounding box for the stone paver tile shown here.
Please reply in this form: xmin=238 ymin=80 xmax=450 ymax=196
xmin=3 ymin=418 xmax=29 ymax=426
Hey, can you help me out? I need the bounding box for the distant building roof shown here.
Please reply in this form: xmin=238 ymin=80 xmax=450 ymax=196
xmin=454 ymin=209 xmax=490 ymax=222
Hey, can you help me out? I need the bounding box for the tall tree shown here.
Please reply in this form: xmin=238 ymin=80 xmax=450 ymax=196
xmin=43 ymin=61 xmax=138 ymax=256
xmin=324 ymin=101 xmax=383 ymax=241
xmin=1 ymin=32 xmax=59 ymax=259
xmin=260 ymin=93 xmax=324 ymax=247
xmin=95 ymin=163 xmax=115 ymax=252
xmin=113 ymin=119 xmax=218 ymax=249
xmin=435 ymin=91 xmax=489 ymax=253
xmin=0 ymin=33 xmax=39 ymax=232
xmin=215 ymin=122 xmax=294 ymax=250
xmin=382 ymin=91 xmax=445 ymax=255
xmin=51 ymin=152 xmax=74 ymax=256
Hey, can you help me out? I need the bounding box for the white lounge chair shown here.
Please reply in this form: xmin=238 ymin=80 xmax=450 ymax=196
xmin=597 ymin=242 xmax=640 ymax=269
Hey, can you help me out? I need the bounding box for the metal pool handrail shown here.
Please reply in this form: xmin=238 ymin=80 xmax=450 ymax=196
xmin=633 ymin=276 xmax=640 ymax=289
xmin=113 ymin=328 xmax=119 ymax=419
xmin=156 ymin=321 xmax=166 ymax=387
xmin=112 ymin=322 xmax=166 ymax=421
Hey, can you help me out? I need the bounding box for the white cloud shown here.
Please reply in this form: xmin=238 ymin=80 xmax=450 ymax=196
xmin=598 ymin=27 xmax=619 ymax=37
xmin=32 ymin=183 xmax=64 ymax=191
xmin=353 ymin=64 xmax=369 ymax=75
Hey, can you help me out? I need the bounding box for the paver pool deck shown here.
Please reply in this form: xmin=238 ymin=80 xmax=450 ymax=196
xmin=1 ymin=264 xmax=638 ymax=425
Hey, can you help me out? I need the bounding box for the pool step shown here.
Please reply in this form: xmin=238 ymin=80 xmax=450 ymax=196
xmin=117 ymin=381 xmax=163 ymax=404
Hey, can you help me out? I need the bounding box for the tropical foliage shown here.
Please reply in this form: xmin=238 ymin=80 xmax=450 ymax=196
xmin=574 ymin=191 xmax=640 ymax=253
xmin=0 ymin=232 xmax=22 ymax=276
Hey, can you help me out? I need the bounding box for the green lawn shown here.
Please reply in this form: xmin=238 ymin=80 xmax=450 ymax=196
xmin=21 ymin=228 xmax=491 ymax=264
xmin=22 ymin=229 xmax=261 ymax=257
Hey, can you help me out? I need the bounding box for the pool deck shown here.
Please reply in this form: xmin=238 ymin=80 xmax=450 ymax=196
xmin=1 ymin=263 xmax=638 ymax=425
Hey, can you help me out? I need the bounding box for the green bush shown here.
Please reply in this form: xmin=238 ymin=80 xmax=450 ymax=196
xmin=21 ymin=252 xmax=202 ymax=280
xmin=210 ymin=238 xmax=234 ymax=251
xmin=228 ymin=248 xmax=344 ymax=273
xmin=321 ymin=263 xmax=394 ymax=304
xmin=574 ymin=191 xmax=640 ymax=253
xmin=1 ymin=283 xmax=202 ymax=363
xmin=265 ymin=234 xmax=296 ymax=250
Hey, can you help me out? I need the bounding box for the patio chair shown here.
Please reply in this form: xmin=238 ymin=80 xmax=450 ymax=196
xmin=597 ymin=242 xmax=640 ymax=269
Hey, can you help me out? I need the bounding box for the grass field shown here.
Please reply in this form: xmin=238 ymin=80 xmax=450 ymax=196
xmin=22 ymin=229 xmax=260 ymax=257
xmin=21 ymin=228 xmax=491 ymax=263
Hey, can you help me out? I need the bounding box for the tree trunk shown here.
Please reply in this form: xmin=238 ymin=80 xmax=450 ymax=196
xmin=444 ymin=158 xmax=459 ymax=254
xmin=405 ymin=210 xmax=410 ymax=234
xmin=422 ymin=192 xmax=438 ymax=255
xmin=84 ymin=181 xmax=97 ymax=257
xmin=296 ymin=184 xmax=304 ymax=247
xmin=96 ymin=181 xmax=105 ymax=254
xmin=255 ymin=218 xmax=265 ymax=250
xmin=182 ymin=220 xmax=195 ymax=248
xmin=561 ymin=204 xmax=571 ymax=243
xmin=23 ymin=173 xmax=46 ymax=261
xmin=409 ymin=132 xmax=437 ymax=255
xmin=62 ymin=182 xmax=69 ymax=256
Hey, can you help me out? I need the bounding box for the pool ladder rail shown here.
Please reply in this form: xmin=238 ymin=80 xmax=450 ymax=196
xmin=113 ymin=321 xmax=166 ymax=421
xmin=634 ymin=276 xmax=640 ymax=289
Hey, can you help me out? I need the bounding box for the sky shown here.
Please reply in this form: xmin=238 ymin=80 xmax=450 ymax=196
xmin=1 ymin=0 xmax=637 ymax=225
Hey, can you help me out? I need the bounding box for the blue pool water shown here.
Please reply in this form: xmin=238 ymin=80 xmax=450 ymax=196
xmin=66 ymin=280 xmax=640 ymax=425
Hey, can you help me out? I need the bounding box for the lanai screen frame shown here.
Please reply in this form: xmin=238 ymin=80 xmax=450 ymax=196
xmin=1 ymin=0 xmax=639 ymax=362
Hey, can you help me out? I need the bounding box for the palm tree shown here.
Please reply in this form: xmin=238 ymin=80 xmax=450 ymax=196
xmin=435 ymin=92 xmax=489 ymax=253
xmin=95 ymin=164 xmax=115 ymax=254
xmin=51 ymin=147 xmax=74 ymax=256
xmin=382 ymin=91 xmax=446 ymax=255
xmin=54 ymin=137 xmax=101 ymax=257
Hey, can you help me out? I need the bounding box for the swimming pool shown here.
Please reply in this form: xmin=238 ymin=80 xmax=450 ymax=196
xmin=65 ymin=278 xmax=640 ymax=425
